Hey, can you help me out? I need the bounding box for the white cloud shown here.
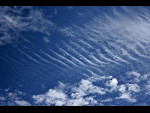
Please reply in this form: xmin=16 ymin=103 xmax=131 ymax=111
xmin=31 ymin=71 xmax=150 ymax=106
xmin=88 ymin=75 xmax=113 ymax=82
xmin=116 ymin=83 xmax=140 ymax=103
xmin=0 ymin=6 xmax=54 ymax=46
xmin=127 ymin=84 xmax=140 ymax=92
xmin=53 ymin=9 xmax=57 ymax=15
xmin=101 ymin=98 xmax=112 ymax=102
xmin=67 ymin=6 xmax=74 ymax=10
xmin=85 ymin=97 xmax=98 ymax=105
xmin=67 ymin=97 xmax=98 ymax=106
xmin=58 ymin=27 xmax=75 ymax=37
xmin=106 ymin=78 xmax=118 ymax=92
xmin=118 ymin=85 xmax=126 ymax=93
xmin=8 ymin=92 xmax=18 ymax=100
xmin=116 ymin=92 xmax=137 ymax=102
xmin=2 ymin=71 xmax=150 ymax=106
xmin=1 ymin=6 xmax=150 ymax=106
xmin=59 ymin=7 xmax=150 ymax=71
xmin=126 ymin=71 xmax=141 ymax=82
xmin=46 ymin=89 xmax=67 ymax=100
xmin=33 ymin=89 xmax=68 ymax=106
xmin=144 ymin=80 xmax=150 ymax=95
xmin=45 ymin=98 xmax=67 ymax=106
xmin=71 ymin=79 xmax=106 ymax=99
xmin=109 ymin=78 xmax=118 ymax=87
xmin=118 ymin=83 xmax=140 ymax=93
xmin=78 ymin=13 xmax=83 ymax=16
xmin=3 ymin=71 xmax=150 ymax=106
xmin=0 ymin=96 xmax=6 ymax=101
xmin=32 ymin=78 xmax=106 ymax=106
xmin=54 ymin=7 xmax=150 ymax=106
xmin=79 ymin=79 xmax=106 ymax=94
xmin=3 ymin=15 xmax=17 ymax=25
xmin=43 ymin=37 xmax=50 ymax=43
xmin=126 ymin=71 xmax=141 ymax=78
xmin=0 ymin=89 xmax=31 ymax=106
xmin=14 ymin=100 xmax=31 ymax=106
xmin=140 ymin=73 xmax=150 ymax=81
xmin=32 ymin=95 xmax=45 ymax=104
xmin=67 ymin=97 xmax=89 ymax=106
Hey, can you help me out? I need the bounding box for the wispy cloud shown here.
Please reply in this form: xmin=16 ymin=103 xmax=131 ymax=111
xmin=14 ymin=100 xmax=31 ymax=106
xmin=43 ymin=37 xmax=50 ymax=43
xmin=58 ymin=6 xmax=150 ymax=71
xmin=0 ymin=6 xmax=54 ymax=46
xmin=53 ymin=9 xmax=57 ymax=15
xmin=67 ymin=6 xmax=74 ymax=10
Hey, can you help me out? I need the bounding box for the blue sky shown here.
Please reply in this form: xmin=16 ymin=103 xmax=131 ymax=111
xmin=0 ymin=6 xmax=150 ymax=106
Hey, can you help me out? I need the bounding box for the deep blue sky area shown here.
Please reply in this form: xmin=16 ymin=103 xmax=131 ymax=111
xmin=0 ymin=6 xmax=150 ymax=106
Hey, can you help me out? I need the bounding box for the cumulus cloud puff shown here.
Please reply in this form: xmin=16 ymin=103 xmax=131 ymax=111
xmin=32 ymin=78 xmax=106 ymax=106
xmin=1 ymin=71 xmax=150 ymax=106
xmin=31 ymin=72 xmax=148 ymax=106
xmin=33 ymin=89 xmax=68 ymax=106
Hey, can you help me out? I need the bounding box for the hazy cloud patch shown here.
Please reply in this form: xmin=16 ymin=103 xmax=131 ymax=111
xmin=14 ymin=100 xmax=31 ymax=106
xmin=67 ymin=6 xmax=74 ymax=10
xmin=0 ymin=6 xmax=55 ymax=46
xmin=43 ymin=37 xmax=50 ymax=43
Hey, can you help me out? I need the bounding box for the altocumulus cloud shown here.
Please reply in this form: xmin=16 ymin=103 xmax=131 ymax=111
xmin=32 ymin=77 xmax=106 ymax=106
xmin=1 ymin=71 xmax=150 ymax=105
xmin=31 ymin=72 xmax=150 ymax=106
xmin=0 ymin=89 xmax=30 ymax=106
